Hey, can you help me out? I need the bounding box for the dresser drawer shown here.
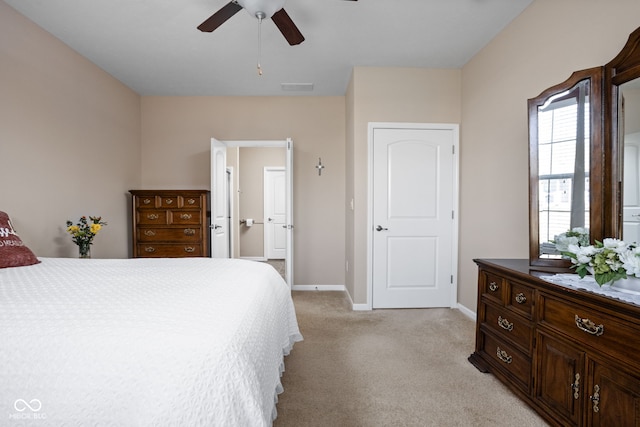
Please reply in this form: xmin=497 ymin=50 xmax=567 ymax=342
xmin=137 ymin=227 xmax=201 ymax=242
xmin=136 ymin=210 xmax=167 ymax=225
xmin=183 ymin=196 xmax=202 ymax=208
xmin=136 ymin=243 xmax=202 ymax=257
xmin=481 ymin=271 xmax=506 ymax=305
xmin=480 ymin=331 xmax=531 ymax=393
xmin=482 ymin=302 xmax=533 ymax=353
xmin=506 ymin=280 xmax=535 ymax=319
xmin=136 ymin=195 xmax=157 ymax=209
xmin=158 ymin=196 xmax=180 ymax=208
xmin=540 ymin=294 xmax=640 ymax=366
xmin=170 ymin=210 xmax=202 ymax=225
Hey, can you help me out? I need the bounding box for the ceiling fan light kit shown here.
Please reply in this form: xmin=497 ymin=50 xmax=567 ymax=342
xmin=237 ymin=0 xmax=285 ymax=19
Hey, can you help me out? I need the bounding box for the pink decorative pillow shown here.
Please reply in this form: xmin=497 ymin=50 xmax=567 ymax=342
xmin=0 ymin=211 xmax=40 ymax=268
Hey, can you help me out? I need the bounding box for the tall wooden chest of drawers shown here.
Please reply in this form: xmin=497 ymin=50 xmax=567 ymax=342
xmin=129 ymin=190 xmax=210 ymax=258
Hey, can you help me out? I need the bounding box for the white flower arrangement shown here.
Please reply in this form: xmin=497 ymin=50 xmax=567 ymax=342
xmin=560 ymin=237 xmax=640 ymax=286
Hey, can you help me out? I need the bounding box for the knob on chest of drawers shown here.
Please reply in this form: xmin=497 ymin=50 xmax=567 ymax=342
xmin=489 ymin=281 xmax=499 ymax=292
xmin=184 ymin=247 xmax=196 ymax=253
xmin=165 ymin=199 xmax=173 ymax=204
xmin=497 ymin=316 xmax=514 ymax=331
xmin=575 ymin=315 xmax=604 ymax=336
xmin=496 ymin=347 xmax=512 ymax=364
xmin=184 ymin=229 xmax=196 ymax=236
xmin=187 ymin=198 xmax=196 ymax=205
xmin=144 ymin=230 xmax=156 ymax=236
xmin=143 ymin=198 xmax=152 ymax=205
xmin=147 ymin=214 xmax=159 ymax=220
xmin=515 ymin=293 xmax=527 ymax=304
xmin=144 ymin=247 xmax=156 ymax=253
xmin=180 ymin=213 xmax=193 ymax=220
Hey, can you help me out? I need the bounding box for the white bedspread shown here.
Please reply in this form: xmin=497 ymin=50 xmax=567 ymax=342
xmin=0 ymin=257 xmax=302 ymax=426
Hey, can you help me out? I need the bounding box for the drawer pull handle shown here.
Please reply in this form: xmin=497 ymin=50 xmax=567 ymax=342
xmin=143 ymin=198 xmax=152 ymax=205
xmin=575 ymin=315 xmax=604 ymax=336
xmin=489 ymin=282 xmax=498 ymax=292
xmin=180 ymin=213 xmax=193 ymax=220
xmin=184 ymin=228 xmax=196 ymax=236
xmin=497 ymin=316 xmax=514 ymax=331
xmin=571 ymin=373 xmax=580 ymax=400
xmin=144 ymin=230 xmax=156 ymax=236
xmin=147 ymin=214 xmax=159 ymax=220
xmin=496 ymin=347 xmax=512 ymax=364
xmin=515 ymin=293 xmax=527 ymax=304
xmin=184 ymin=247 xmax=196 ymax=253
xmin=187 ymin=198 xmax=196 ymax=205
xmin=144 ymin=247 xmax=156 ymax=253
xmin=165 ymin=199 xmax=174 ymax=204
xmin=590 ymin=384 xmax=600 ymax=413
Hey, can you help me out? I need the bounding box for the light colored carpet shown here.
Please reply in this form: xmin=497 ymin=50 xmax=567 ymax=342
xmin=274 ymin=291 xmax=549 ymax=427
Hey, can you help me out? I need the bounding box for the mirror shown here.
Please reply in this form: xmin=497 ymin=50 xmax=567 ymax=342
xmin=529 ymin=67 xmax=603 ymax=267
xmin=621 ymin=80 xmax=640 ymax=243
xmin=606 ymin=26 xmax=640 ymax=245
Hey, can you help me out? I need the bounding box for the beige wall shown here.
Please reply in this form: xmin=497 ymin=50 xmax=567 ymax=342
xmin=140 ymin=96 xmax=346 ymax=286
xmin=7 ymin=0 xmax=640 ymax=311
xmin=458 ymin=0 xmax=640 ymax=311
xmin=238 ymin=147 xmax=285 ymax=258
xmin=346 ymin=68 xmax=462 ymax=304
xmin=1 ymin=1 xmax=141 ymax=259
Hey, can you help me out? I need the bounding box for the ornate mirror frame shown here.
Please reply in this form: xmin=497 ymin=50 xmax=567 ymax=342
xmin=529 ymin=26 xmax=640 ymax=267
xmin=529 ymin=68 xmax=603 ymax=267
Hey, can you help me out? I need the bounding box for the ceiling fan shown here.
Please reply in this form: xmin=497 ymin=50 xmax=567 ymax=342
xmin=197 ymin=0 xmax=357 ymax=46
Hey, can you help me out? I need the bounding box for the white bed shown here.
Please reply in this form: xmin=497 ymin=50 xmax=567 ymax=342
xmin=0 ymin=257 xmax=302 ymax=426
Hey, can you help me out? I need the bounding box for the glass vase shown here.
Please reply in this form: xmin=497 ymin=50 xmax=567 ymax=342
xmin=78 ymin=241 xmax=91 ymax=259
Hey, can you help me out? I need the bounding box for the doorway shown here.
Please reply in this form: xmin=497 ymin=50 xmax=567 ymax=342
xmin=210 ymin=138 xmax=294 ymax=287
xmin=368 ymin=123 xmax=459 ymax=308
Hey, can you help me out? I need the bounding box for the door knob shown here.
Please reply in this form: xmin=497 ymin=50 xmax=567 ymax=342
xmin=376 ymin=225 xmax=388 ymax=232
xmin=211 ymin=224 xmax=222 ymax=230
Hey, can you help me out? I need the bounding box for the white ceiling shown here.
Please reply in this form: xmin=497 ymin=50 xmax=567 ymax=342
xmin=4 ymin=0 xmax=533 ymax=96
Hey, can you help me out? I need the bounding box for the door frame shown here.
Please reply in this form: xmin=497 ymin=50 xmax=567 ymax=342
xmin=366 ymin=122 xmax=460 ymax=309
xmin=211 ymin=138 xmax=294 ymax=287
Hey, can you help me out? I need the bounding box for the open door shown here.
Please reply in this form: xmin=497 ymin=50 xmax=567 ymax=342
xmin=210 ymin=138 xmax=294 ymax=288
xmin=211 ymin=138 xmax=229 ymax=258
xmin=285 ymin=138 xmax=294 ymax=286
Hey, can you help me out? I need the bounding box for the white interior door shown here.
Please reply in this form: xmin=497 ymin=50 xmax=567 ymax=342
xmin=370 ymin=124 xmax=458 ymax=309
xmin=623 ymin=132 xmax=640 ymax=243
xmin=211 ymin=138 xmax=229 ymax=258
xmin=264 ymin=167 xmax=286 ymax=259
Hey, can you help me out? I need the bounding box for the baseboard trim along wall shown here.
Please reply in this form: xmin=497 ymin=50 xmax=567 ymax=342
xmin=292 ymin=285 xmax=346 ymax=292
xmin=457 ymin=303 xmax=476 ymax=321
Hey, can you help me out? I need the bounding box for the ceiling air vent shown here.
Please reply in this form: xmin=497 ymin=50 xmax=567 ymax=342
xmin=281 ymin=83 xmax=314 ymax=92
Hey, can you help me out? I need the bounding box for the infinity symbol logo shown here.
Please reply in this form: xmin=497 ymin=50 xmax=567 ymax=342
xmin=14 ymin=399 xmax=42 ymax=412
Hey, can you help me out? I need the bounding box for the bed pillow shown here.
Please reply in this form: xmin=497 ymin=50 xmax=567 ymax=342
xmin=0 ymin=211 xmax=40 ymax=268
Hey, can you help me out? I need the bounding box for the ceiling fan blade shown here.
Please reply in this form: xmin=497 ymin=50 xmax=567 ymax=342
xmin=197 ymin=1 xmax=243 ymax=33
xmin=271 ymin=9 xmax=305 ymax=46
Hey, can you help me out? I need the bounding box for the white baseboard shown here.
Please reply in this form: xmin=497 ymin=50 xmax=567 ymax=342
xmin=292 ymin=284 xmax=346 ymax=291
xmin=457 ymin=303 xmax=476 ymax=321
xmin=343 ymin=288 xmax=372 ymax=311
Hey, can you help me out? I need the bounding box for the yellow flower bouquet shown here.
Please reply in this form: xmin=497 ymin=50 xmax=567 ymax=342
xmin=66 ymin=216 xmax=107 ymax=258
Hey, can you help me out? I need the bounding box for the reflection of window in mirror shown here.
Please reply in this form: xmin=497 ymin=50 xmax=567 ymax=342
xmin=622 ymin=81 xmax=640 ymax=244
xmin=538 ymin=80 xmax=590 ymax=256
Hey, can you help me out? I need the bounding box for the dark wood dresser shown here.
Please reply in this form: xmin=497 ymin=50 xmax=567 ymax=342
xmin=469 ymin=259 xmax=640 ymax=427
xmin=129 ymin=190 xmax=210 ymax=258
